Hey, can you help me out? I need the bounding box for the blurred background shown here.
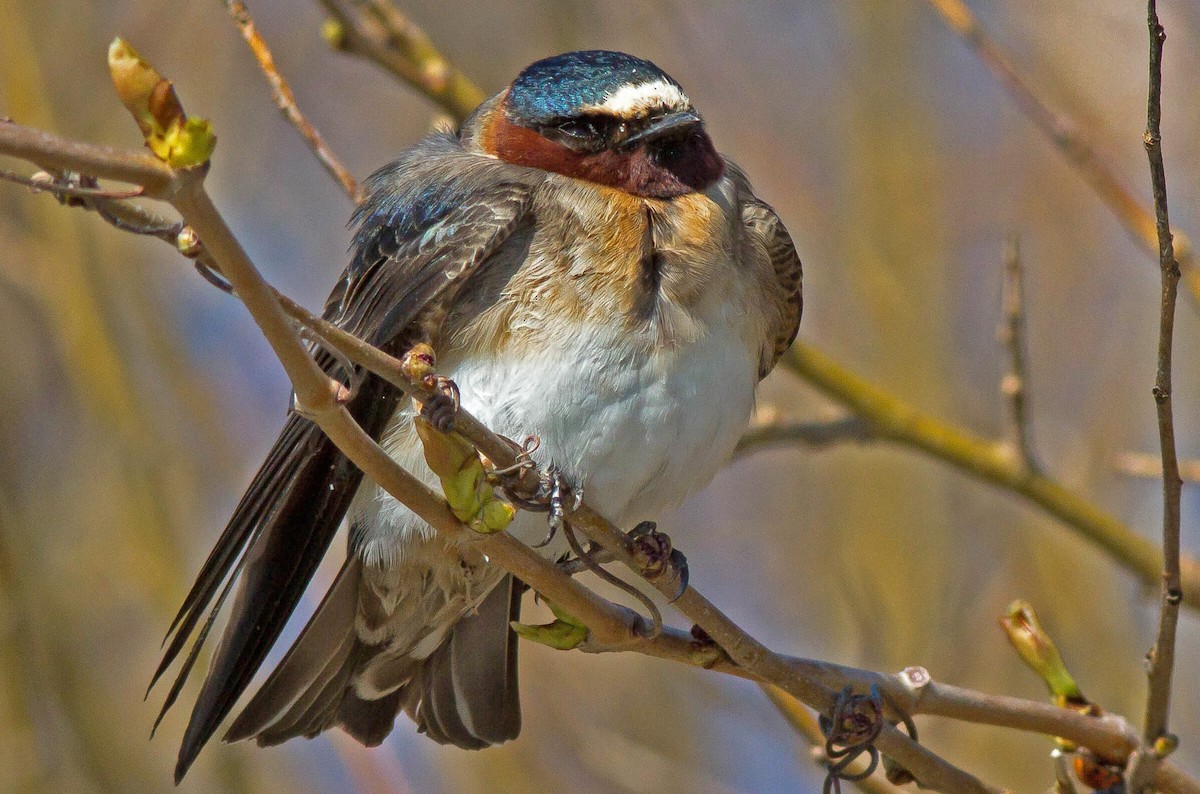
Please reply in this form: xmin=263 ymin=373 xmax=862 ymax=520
xmin=2 ymin=1 xmax=1198 ymax=791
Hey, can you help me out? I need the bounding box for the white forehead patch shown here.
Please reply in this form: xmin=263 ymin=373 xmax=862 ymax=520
xmin=588 ymin=78 xmax=691 ymax=116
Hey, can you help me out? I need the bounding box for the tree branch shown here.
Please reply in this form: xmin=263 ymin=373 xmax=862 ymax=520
xmin=733 ymin=416 xmax=875 ymax=460
xmin=316 ymin=0 xmax=484 ymax=123
xmin=782 ymin=342 xmax=1200 ymax=610
xmin=998 ymin=234 xmax=1041 ymax=474
xmin=922 ymin=0 xmax=1200 ymax=310
xmin=223 ymin=0 xmax=364 ymax=203
xmin=591 ymin=630 xmax=1200 ymax=793
xmin=1127 ymin=3 xmax=1184 ymax=789
xmin=0 ymin=120 xmax=175 ymax=194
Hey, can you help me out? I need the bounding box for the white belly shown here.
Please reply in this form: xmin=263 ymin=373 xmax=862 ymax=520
xmin=352 ymin=302 xmax=759 ymax=564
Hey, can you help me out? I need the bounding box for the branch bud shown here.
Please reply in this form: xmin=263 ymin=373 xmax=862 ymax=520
xmin=108 ymin=37 xmax=215 ymax=168
xmin=999 ymin=600 xmax=1083 ymax=704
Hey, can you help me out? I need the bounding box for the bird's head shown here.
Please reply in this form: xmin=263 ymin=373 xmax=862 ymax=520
xmin=477 ymin=51 xmax=724 ymax=199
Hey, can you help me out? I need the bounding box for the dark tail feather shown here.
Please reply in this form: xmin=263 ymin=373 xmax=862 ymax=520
xmin=225 ymin=572 xmax=525 ymax=753
xmin=223 ymin=556 xmax=363 ymax=745
xmin=336 ymin=689 xmax=404 ymax=746
xmin=159 ymin=375 xmax=400 ymax=784
xmin=404 ymin=575 xmax=524 ymax=748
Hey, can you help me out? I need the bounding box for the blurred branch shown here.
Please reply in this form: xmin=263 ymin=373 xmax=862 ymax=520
xmin=1114 ymin=451 xmax=1200 ymax=484
xmin=782 ymin=342 xmax=1200 ymax=611
xmin=316 ymin=0 xmax=484 ymax=123
xmin=733 ymin=416 xmax=874 ymax=460
xmin=223 ymin=0 xmax=364 ymax=203
xmin=923 ymin=0 xmax=1200 ymax=309
xmin=1127 ymin=4 xmax=1183 ymax=790
xmin=998 ymin=235 xmax=1041 ymax=474
xmin=0 ymin=166 xmax=145 ymax=198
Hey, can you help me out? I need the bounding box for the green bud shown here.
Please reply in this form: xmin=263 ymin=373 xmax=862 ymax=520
xmin=999 ymin=600 xmax=1083 ymax=702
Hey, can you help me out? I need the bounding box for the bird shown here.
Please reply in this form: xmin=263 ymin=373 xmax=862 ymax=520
xmin=153 ymin=49 xmax=802 ymax=782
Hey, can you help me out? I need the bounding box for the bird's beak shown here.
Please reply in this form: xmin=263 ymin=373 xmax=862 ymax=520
xmin=622 ymin=110 xmax=702 ymax=147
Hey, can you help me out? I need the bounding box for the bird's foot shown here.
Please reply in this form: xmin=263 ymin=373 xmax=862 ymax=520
xmin=399 ymin=344 xmax=460 ymax=431
xmin=494 ymin=455 xmax=581 ymax=548
xmin=541 ymin=467 xmax=584 ymax=547
xmin=420 ymin=376 xmax=460 ymax=432
xmin=628 ymin=521 xmax=689 ymax=601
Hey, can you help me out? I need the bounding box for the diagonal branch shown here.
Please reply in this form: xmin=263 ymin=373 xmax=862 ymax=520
xmin=782 ymin=342 xmax=1200 ymax=610
xmin=223 ymin=0 xmax=364 ymax=203
xmin=316 ymin=0 xmax=484 ymax=123
xmin=923 ymin=0 xmax=1200 ymax=309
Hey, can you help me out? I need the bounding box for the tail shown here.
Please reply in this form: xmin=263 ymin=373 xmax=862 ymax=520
xmin=225 ymin=563 xmax=524 ymax=750
xmin=150 ymin=374 xmax=401 ymax=783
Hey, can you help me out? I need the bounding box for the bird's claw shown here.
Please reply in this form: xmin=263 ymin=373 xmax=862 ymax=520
xmin=398 ymin=345 xmax=459 ymax=431
xmin=420 ymin=376 xmax=460 ymax=432
xmin=493 ymin=454 xmax=580 ymax=548
xmin=628 ymin=521 xmax=689 ymax=601
xmin=535 ymin=467 xmax=581 ymax=548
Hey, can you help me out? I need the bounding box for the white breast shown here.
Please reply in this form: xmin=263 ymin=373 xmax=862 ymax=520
xmin=353 ymin=293 xmax=759 ymax=564
xmin=453 ymin=301 xmax=759 ymax=534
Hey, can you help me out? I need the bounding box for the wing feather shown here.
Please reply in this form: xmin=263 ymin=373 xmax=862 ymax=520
xmin=728 ymin=162 xmax=803 ymax=379
xmin=158 ymin=132 xmax=544 ymax=781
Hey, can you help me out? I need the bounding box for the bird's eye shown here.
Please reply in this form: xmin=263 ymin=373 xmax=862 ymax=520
xmin=557 ymin=119 xmax=596 ymax=139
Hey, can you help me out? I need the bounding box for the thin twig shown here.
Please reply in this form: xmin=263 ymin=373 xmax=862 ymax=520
xmin=223 ymin=0 xmax=364 ymax=204
xmin=1127 ymin=3 xmax=1183 ymax=790
xmin=316 ymin=0 xmax=484 ymax=123
xmin=0 ymin=167 xmax=145 ymax=199
xmin=998 ymin=234 xmax=1041 ymax=474
xmin=0 ymin=119 xmax=174 ymax=194
xmin=923 ymin=0 xmax=1200 ymax=309
xmin=733 ymin=416 xmax=875 ymax=460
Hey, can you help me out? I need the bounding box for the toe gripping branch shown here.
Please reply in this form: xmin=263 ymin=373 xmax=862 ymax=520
xmin=628 ymin=521 xmax=689 ymax=602
xmin=400 ymin=344 xmax=461 ymax=431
